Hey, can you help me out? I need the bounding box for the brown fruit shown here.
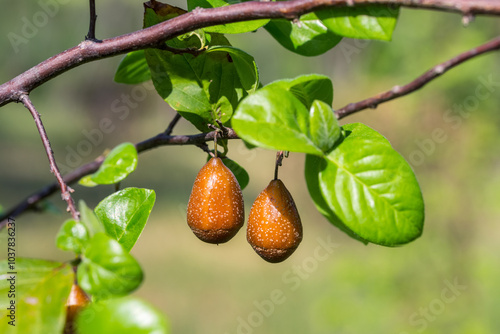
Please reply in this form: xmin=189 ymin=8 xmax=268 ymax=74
xmin=247 ymin=179 xmax=303 ymax=263
xmin=64 ymin=284 xmax=90 ymax=334
xmin=187 ymin=157 xmax=244 ymax=244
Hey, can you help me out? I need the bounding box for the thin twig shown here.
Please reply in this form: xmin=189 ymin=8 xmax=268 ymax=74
xmin=164 ymin=113 xmax=182 ymax=135
xmin=135 ymin=127 xmax=238 ymax=153
xmin=0 ymin=128 xmax=239 ymax=225
xmin=335 ymin=35 xmax=500 ymax=119
xmin=18 ymin=95 xmax=79 ymax=221
xmin=86 ymin=0 xmax=99 ymax=41
xmin=196 ymin=142 xmax=213 ymax=156
xmin=1 ymin=0 xmax=500 ymax=107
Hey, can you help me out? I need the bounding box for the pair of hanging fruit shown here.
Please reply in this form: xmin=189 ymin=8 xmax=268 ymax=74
xmin=186 ymin=152 xmax=302 ymax=263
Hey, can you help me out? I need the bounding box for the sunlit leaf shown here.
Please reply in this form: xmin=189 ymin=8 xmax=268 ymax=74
xmin=317 ymin=4 xmax=399 ymax=40
xmin=94 ymin=188 xmax=156 ymax=252
xmin=233 ymin=75 xmax=337 ymax=155
xmin=305 ymin=123 xmax=424 ymax=246
xmin=77 ymin=233 xmax=143 ymax=299
xmin=90 ymin=143 xmax=138 ymax=185
xmin=77 ymin=297 xmax=169 ymax=334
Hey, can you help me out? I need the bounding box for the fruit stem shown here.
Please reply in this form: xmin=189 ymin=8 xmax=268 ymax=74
xmin=274 ymin=151 xmax=284 ymax=180
xmin=214 ymin=131 xmax=218 ymax=158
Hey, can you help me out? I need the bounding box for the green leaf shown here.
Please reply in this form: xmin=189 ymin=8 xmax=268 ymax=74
xmin=114 ymin=50 xmax=151 ymax=84
xmin=55 ymin=219 xmax=89 ymax=254
xmin=94 ymin=188 xmax=156 ymax=252
xmin=272 ymin=74 xmax=334 ymax=109
xmin=146 ymin=44 xmax=256 ymax=131
xmin=90 ymin=143 xmax=138 ymax=185
xmin=206 ymin=46 xmax=259 ymax=93
xmin=0 ymin=259 xmax=73 ymax=334
xmin=317 ymin=4 xmax=400 ymax=41
xmin=309 ymin=100 xmax=341 ymax=152
xmin=265 ymin=13 xmax=342 ymax=56
xmin=306 ymin=123 xmax=424 ymax=246
xmin=79 ymin=200 xmax=105 ymax=237
xmin=221 ymin=157 xmax=249 ymax=190
xmin=143 ymin=2 xmax=188 ymax=28
xmin=77 ymin=297 xmax=169 ymax=334
xmin=79 ymin=175 xmax=98 ymax=187
xmin=305 ymin=155 xmax=368 ymax=244
xmin=232 ymin=75 xmax=335 ymax=155
xmin=144 ymin=7 xmax=258 ymax=131
xmin=77 ymin=233 xmax=143 ymax=299
xmin=187 ymin=0 xmax=268 ymax=34
xmin=232 ymin=85 xmax=322 ymax=155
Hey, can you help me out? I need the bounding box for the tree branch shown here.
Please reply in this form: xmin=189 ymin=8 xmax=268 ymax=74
xmin=1 ymin=0 xmax=500 ymax=107
xmin=335 ymin=35 xmax=500 ymax=119
xmin=0 ymin=127 xmax=239 ymax=226
xmin=2 ymin=0 xmax=500 ymax=226
xmin=19 ymin=95 xmax=79 ymax=221
xmin=2 ymin=33 xmax=500 ymax=225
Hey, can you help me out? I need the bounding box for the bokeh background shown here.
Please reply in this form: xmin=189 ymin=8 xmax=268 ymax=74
xmin=1 ymin=1 xmax=500 ymax=333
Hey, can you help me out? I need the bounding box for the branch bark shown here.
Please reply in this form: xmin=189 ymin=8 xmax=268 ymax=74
xmin=335 ymin=35 xmax=500 ymax=119
xmin=19 ymin=95 xmax=79 ymax=221
xmin=1 ymin=0 xmax=500 ymax=107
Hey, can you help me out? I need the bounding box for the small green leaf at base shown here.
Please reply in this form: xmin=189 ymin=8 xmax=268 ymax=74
xmin=77 ymin=297 xmax=169 ymax=334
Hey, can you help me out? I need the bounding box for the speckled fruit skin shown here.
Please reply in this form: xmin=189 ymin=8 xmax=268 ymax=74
xmin=64 ymin=284 xmax=90 ymax=334
xmin=187 ymin=157 xmax=245 ymax=244
xmin=247 ymin=179 xmax=303 ymax=263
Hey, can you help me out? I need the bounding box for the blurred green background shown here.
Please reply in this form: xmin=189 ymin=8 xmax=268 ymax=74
xmin=1 ymin=1 xmax=500 ymax=333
